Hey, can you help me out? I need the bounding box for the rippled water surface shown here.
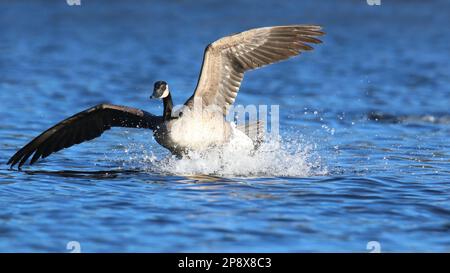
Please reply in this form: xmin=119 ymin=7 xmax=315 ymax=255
xmin=1 ymin=0 xmax=449 ymax=252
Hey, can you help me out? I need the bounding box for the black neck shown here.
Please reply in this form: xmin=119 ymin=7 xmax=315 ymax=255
xmin=163 ymin=93 xmax=173 ymax=121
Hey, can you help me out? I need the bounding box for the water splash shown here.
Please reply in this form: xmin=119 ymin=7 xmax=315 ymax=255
xmin=118 ymin=130 xmax=327 ymax=177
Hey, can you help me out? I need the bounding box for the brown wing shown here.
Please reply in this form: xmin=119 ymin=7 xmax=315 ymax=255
xmin=7 ymin=103 xmax=163 ymax=168
xmin=184 ymin=25 xmax=324 ymax=115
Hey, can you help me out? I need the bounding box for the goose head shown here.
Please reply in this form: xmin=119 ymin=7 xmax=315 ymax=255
xmin=151 ymin=81 xmax=170 ymax=99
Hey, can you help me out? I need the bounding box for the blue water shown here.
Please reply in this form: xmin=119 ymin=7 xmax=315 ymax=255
xmin=1 ymin=0 xmax=450 ymax=252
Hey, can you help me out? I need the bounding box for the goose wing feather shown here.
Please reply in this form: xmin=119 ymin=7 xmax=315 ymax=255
xmin=184 ymin=25 xmax=324 ymax=115
xmin=7 ymin=104 xmax=162 ymax=168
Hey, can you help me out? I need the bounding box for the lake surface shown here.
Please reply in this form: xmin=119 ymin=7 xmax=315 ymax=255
xmin=0 ymin=0 xmax=449 ymax=252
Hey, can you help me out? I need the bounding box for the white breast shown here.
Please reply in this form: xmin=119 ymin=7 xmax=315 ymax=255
xmin=168 ymin=108 xmax=232 ymax=150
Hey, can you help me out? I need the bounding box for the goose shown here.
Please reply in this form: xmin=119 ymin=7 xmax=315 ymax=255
xmin=7 ymin=24 xmax=324 ymax=168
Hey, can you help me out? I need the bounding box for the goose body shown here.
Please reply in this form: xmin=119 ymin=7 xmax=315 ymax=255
xmin=155 ymin=107 xmax=233 ymax=155
xmin=7 ymin=25 xmax=324 ymax=168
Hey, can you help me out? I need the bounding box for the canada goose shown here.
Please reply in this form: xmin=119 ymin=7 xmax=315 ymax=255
xmin=7 ymin=25 xmax=324 ymax=168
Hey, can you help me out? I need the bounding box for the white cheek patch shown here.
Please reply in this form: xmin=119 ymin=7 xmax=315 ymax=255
xmin=160 ymin=85 xmax=170 ymax=98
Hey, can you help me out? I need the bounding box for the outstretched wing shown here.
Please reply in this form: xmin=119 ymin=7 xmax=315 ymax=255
xmin=8 ymin=103 xmax=163 ymax=168
xmin=184 ymin=25 xmax=324 ymax=115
